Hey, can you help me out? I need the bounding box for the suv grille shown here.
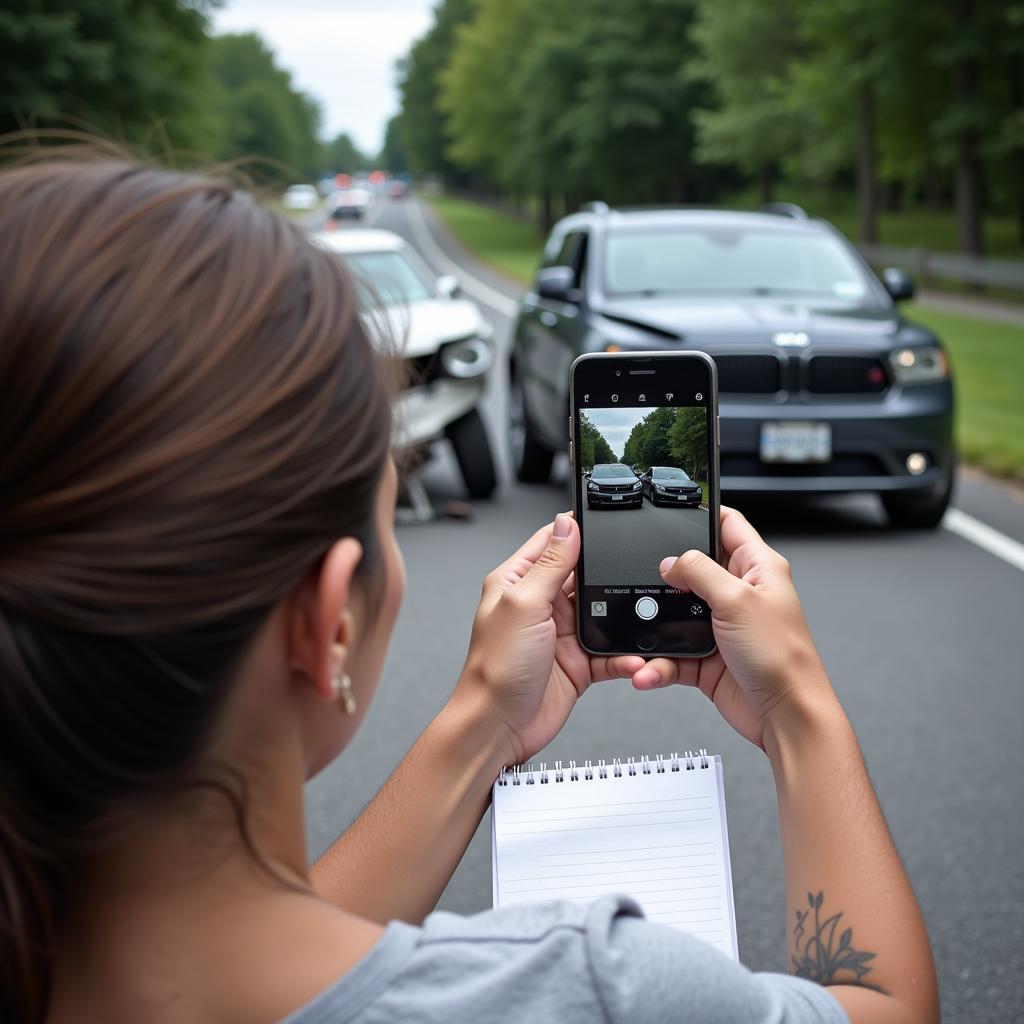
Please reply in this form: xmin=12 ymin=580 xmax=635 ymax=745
xmin=713 ymin=355 xmax=781 ymax=394
xmin=807 ymin=356 xmax=888 ymax=395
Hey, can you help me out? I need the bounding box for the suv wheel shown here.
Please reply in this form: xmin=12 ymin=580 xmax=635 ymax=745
xmin=510 ymin=376 xmax=553 ymax=483
xmin=446 ymin=408 xmax=497 ymax=499
xmin=882 ymin=464 xmax=954 ymax=530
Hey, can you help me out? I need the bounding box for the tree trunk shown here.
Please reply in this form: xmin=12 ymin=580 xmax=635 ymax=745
xmin=758 ymin=164 xmax=776 ymax=204
xmin=951 ymin=0 xmax=984 ymax=256
xmin=856 ymin=79 xmax=878 ymax=244
xmin=924 ymin=159 xmax=944 ymax=211
xmin=1009 ymin=53 xmax=1024 ymax=245
xmin=539 ymin=189 xmax=553 ymax=233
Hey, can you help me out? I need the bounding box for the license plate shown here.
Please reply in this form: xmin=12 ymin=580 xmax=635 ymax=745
xmin=760 ymin=422 xmax=831 ymax=463
xmin=612 ymin=494 xmax=623 ymax=501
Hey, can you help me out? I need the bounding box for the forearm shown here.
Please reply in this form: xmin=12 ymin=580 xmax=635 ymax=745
xmin=764 ymin=682 xmax=938 ymax=1024
xmin=311 ymin=689 xmax=512 ymax=925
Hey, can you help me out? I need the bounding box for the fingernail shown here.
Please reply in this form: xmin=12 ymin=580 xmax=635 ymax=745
xmin=553 ymin=514 xmax=571 ymax=539
xmin=659 ymin=556 xmax=676 ymax=576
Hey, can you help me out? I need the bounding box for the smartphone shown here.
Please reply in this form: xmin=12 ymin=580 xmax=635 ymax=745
xmin=570 ymin=351 xmax=720 ymax=658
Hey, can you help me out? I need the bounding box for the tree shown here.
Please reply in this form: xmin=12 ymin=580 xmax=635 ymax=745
xmin=208 ymin=33 xmax=322 ymax=182
xmin=668 ymin=407 xmax=709 ymax=480
xmin=0 ymin=0 xmax=219 ymax=153
xmin=690 ymin=0 xmax=803 ymax=203
xmin=397 ymin=0 xmax=475 ymax=181
xmin=379 ymin=115 xmax=408 ymax=174
xmin=323 ymin=132 xmax=367 ymax=174
xmin=578 ymin=412 xmax=615 ymax=471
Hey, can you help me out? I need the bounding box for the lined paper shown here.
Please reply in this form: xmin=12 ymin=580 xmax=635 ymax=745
xmin=492 ymin=758 xmax=737 ymax=959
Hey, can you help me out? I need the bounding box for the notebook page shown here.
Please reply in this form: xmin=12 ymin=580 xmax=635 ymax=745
xmin=492 ymin=759 xmax=737 ymax=959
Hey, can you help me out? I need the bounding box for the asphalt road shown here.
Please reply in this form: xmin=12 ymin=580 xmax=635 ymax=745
xmin=304 ymin=195 xmax=1024 ymax=1024
xmin=582 ymin=482 xmax=710 ymax=585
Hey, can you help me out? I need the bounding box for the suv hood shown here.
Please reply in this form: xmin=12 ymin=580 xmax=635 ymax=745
xmin=370 ymin=298 xmax=485 ymax=358
xmin=597 ymin=296 xmax=903 ymax=347
xmin=590 ymin=473 xmax=638 ymax=486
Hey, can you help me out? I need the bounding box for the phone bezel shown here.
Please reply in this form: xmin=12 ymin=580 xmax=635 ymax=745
xmin=569 ymin=351 xmax=720 ymax=659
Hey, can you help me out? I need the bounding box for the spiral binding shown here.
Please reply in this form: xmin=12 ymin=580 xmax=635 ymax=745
xmin=496 ymin=749 xmax=711 ymax=786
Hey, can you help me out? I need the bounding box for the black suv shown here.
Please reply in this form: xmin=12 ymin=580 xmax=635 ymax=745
xmin=509 ymin=203 xmax=954 ymax=528
xmin=585 ymin=463 xmax=644 ymax=508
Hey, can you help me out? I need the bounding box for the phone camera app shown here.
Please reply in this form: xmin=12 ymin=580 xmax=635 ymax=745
xmin=590 ymin=600 xmax=608 ymax=616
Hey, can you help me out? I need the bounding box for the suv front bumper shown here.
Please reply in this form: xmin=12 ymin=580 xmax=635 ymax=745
xmin=718 ymin=381 xmax=953 ymax=495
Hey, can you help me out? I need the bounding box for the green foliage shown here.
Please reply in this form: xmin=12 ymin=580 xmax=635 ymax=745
xmin=208 ymin=33 xmax=322 ymax=182
xmin=578 ymin=412 xmax=615 ymax=471
xmin=379 ymin=115 xmax=407 ymax=174
xmin=397 ymin=0 xmax=475 ymax=181
xmin=623 ymin=407 xmax=708 ymax=480
xmin=323 ymin=132 xmax=367 ymax=174
xmin=0 ymin=0 xmax=220 ymax=152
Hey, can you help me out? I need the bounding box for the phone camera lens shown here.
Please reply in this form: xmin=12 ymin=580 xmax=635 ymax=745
xmin=615 ymin=369 xmax=622 ymax=376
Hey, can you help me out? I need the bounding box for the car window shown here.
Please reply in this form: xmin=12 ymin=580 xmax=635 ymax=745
xmin=345 ymin=250 xmax=434 ymax=306
xmin=592 ymin=464 xmax=631 ymax=478
xmin=602 ymin=226 xmax=876 ymax=304
xmin=554 ymin=231 xmax=588 ymax=289
xmin=653 ymin=467 xmax=691 ymax=480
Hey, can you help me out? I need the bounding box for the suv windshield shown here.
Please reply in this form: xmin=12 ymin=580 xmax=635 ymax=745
xmin=653 ymin=467 xmax=691 ymax=480
xmin=603 ymin=226 xmax=875 ymax=303
xmin=592 ymin=464 xmax=632 ymax=479
xmin=346 ymin=250 xmax=434 ymax=306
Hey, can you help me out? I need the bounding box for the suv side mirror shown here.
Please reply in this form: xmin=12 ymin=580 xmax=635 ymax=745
xmin=583 ymin=469 xmax=591 ymax=478
xmin=881 ymin=267 xmax=915 ymax=302
xmin=535 ymin=265 xmax=575 ymax=302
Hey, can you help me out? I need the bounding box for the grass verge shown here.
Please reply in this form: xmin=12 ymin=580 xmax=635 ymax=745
xmin=904 ymin=305 xmax=1024 ymax=479
xmin=429 ymin=195 xmax=540 ymax=283
xmin=429 ymin=195 xmax=1023 ymax=480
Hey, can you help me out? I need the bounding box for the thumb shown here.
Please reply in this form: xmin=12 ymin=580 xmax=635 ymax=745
xmin=660 ymin=549 xmax=746 ymax=611
xmin=514 ymin=514 xmax=579 ymax=608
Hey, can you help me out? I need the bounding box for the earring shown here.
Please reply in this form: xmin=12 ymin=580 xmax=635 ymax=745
xmin=331 ymin=671 xmax=357 ymax=715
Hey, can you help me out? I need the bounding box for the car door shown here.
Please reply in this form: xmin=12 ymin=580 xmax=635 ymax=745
xmin=522 ymin=230 xmax=590 ymax=445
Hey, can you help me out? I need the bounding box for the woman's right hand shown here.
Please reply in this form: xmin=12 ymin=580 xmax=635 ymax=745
xmin=631 ymin=506 xmax=838 ymax=749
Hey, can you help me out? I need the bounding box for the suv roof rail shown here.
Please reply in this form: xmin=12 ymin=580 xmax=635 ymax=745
xmin=760 ymin=202 xmax=808 ymax=220
xmin=579 ymin=200 xmax=610 ymax=214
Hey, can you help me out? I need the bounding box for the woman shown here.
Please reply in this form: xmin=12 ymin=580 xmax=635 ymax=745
xmin=0 ymin=160 xmax=937 ymax=1024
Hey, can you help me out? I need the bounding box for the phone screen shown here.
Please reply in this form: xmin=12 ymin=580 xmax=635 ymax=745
xmin=572 ymin=353 xmax=718 ymax=657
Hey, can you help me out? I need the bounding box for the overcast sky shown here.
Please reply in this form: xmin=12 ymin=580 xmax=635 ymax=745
xmin=212 ymin=0 xmax=435 ymax=156
xmin=583 ymin=408 xmax=654 ymax=461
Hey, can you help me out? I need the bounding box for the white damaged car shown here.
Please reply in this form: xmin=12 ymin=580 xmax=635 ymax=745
xmin=313 ymin=229 xmax=497 ymax=498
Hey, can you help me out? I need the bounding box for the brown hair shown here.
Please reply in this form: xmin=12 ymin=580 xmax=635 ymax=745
xmin=0 ymin=159 xmax=392 ymax=1020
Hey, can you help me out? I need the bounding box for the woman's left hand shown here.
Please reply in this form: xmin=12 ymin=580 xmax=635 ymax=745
xmin=453 ymin=513 xmax=646 ymax=764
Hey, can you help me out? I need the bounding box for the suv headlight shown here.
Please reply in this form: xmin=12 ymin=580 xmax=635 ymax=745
xmin=632 ymin=481 xmax=642 ymax=490
xmin=588 ymin=480 xmax=598 ymax=490
xmin=440 ymin=335 xmax=492 ymax=379
xmin=889 ymin=346 xmax=948 ymax=384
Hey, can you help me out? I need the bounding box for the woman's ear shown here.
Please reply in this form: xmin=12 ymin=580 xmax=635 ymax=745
xmin=287 ymin=537 xmax=363 ymax=702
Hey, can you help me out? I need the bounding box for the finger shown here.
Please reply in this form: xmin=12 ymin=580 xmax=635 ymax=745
xmin=511 ymin=514 xmax=579 ymax=612
xmin=631 ymin=656 xmax=700 ymax=690
xmin=659 ymin=548 xmax=748 ymax=609
xmin=590 ymin=654 xmax=648 ymax=683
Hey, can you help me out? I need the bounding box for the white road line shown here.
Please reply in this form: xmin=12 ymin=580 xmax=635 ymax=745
xmin=943 ymin=508 xmax=1024 ymax=573
xmin=404 ymin=197 xmax=520 ymax=318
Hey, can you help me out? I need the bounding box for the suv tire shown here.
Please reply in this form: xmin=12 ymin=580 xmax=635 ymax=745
xmin=882 ymin=464 xmax=954 ymax=530
xmin=510 ymin=376 xmax=554 ymax=483
xmin=447 ymin=408 xmax=497 ymax=499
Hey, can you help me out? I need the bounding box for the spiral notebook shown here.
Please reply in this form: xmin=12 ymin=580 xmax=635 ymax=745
xmin=491 ymin=750 xmax=738 ymax=959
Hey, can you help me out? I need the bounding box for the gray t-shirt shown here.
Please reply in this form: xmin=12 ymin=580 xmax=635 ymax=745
xmin=280 ymin=895 xmax=848 ymax=1024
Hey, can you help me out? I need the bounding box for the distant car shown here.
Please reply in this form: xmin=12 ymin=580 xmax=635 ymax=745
xmin=510 ymin=202 xmax=955 ymax=529
xmin=640 ymin=466 xmax=703 ymax=507
xmin=313 ymin=229 xmax=497 ymax=498
xmin=387 ymin=180 xmax=408 ymax=199
xmin=326 ymin=187 xmax=371 ymax=220
xmin=282 ymin=184 xmax=319 ymax=211
xmin=585 ymin=463 xmax=643 ymax=509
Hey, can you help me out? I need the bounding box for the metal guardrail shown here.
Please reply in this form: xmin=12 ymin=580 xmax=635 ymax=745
xmin=857 ymin=243 xmax=1024 ymax=291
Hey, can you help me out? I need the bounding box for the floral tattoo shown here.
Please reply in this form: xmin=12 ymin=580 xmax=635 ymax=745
xmin=791 ymin=891 xmax=883 ymax=990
